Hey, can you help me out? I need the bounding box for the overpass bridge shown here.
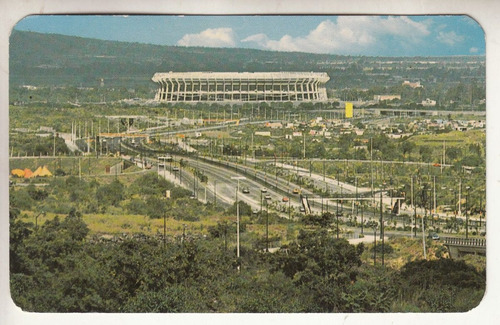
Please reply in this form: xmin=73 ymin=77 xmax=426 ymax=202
xmin=442 ymin=237 xmax=486 ymax=259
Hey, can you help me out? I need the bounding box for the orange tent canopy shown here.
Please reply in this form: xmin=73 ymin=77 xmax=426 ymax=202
xmin=23 ymin=168 xmax=33 ymax=178
xmin=11 ymin=169 xmax=24 ymax=177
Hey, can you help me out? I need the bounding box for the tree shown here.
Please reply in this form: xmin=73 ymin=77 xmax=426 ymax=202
xmin=446 ymin=146 xmax=462 ymax=162
xmin=226 ymin=200 xmax=252 ymax=217
xmin=401 ymin=141 xmax=416 ymax=162
xmin=418 ymin=146 xmax=432 ymax=162
xmin=271 ymin=229 xmax=364 ymax=312
xmin=302 ymin=212 xmax=334 ymax=228
xmin=396 ymin=258 xmax=485 ymax=312
xmin=145 ymin=196 xmax=167 ymax=219
xmin=96 ymin=178 xmax=124 ymax=208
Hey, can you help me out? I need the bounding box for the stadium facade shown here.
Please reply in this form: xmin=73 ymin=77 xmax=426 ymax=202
xmin=152 ymin=72 xmax=329 ymax=102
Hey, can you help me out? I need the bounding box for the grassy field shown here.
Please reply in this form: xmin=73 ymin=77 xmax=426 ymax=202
xmin=359 ymin=235 xmax=486 ymax=272
xmin=18 ymin=209 xmax=221 ymax=237
xmin=411 ymin=129 xmax=485 ymax=147
xmin=9 ymin=156 xmax=145 ymax=185
xmin=17 ymin=207 xmax=296 ymax=252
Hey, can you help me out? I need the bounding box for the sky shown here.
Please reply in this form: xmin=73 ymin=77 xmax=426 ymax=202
xmin=13 ymin=15 xmax=485 ymax=56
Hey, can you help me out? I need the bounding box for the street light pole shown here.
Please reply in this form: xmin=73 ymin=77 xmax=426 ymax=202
xmin=35 ymin=211 xmax=45 ymax=231
xmin=412 ymin=176 xmax=416 ymax=237
xmin=355 ymin=176 xmax=358 ymax=216
xmin=214 ymin=180 xmax=217 ymax=207
xmin=465 ymin=186 xmax=471 ymax=239
xmin=479 ymin=193 xmax=482 ymax=229
xmin=231 ymin=176 xmax=246 ymax=270
xmin=163 ymin=212 xmax=166 ymax=249
xmin=380 ymin=190 xmax=384 ymax=266
xmin=266 ymin=200 xmax=269 ymax=252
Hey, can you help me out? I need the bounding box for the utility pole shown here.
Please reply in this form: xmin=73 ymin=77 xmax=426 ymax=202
xmin=380 ymin=190 xmax=384 ymax=266
xmin=303 ymin=133 xmax=306 ymax=159
xmin=214 ymin=180 xmax=217 ymax=207
xmin=53 ymin=132 xmax=56 ymax=157
xmin=458 ymin=178 xmax=462 ymax=215
xmin=465 ymin=186 xmax=471 ymax=239
xmin=336 ymin=198 xmax=339 ymax=239
xmin=412 ymin=176 xmax=416 ymax=237
xmin=370 ymin=137 xmax=374 ymax=196
xmin=433 ymin=176 xmax=436 ymax=215
xmin=354 ymin=177 xmax=358 ymax=215
xmin=373 ymin=226 xmax=377 ymax=265
xmin=266 ymin=200 xmax=269 ymax=253
xmin=231 ymin=176 xmax=246 ymax=270
xmin=163 ymin=212 xmax=166 ymax=249
xmin=361 ymin=202 xmax=364 ymax=234
xmin=422 ymin=185 xmax=427 ymax=260
xmin=251 ymin=133 xmax=255 ymax=160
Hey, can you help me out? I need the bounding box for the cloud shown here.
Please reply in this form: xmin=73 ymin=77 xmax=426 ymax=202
xmin=436 ymin=31 xmax=465 ymax=46
xmin=241 ymin=16 xmax=431 ymax=54
xmin=177 ymin=27 xmax=235 ymax=47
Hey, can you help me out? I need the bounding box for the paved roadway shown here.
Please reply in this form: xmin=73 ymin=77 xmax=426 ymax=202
xmin=156 ymin=155 xmax=305 ymax=217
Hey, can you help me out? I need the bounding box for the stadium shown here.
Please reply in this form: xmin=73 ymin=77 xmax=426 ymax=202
xmin=152 ymin=72 xmax=330 ymax=102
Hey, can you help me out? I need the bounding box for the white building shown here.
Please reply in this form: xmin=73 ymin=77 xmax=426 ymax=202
xmin=421 ymin=98 xmax=437 ymax=107
xmin=152 ymin=71 xmax=330 ymax=102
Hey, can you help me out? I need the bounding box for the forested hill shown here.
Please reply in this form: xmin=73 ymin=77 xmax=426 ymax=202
xmin=10 ymin=30 xmax=485 ymax=92
xmin=9 ymin=30 xmax=340 ymax=88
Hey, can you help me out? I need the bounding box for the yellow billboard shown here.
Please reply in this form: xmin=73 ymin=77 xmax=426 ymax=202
xmin=345 ymin=102 xmax=353 ymax=118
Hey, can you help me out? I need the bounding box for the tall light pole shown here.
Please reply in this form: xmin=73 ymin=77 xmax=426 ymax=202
xmin=412 ymin=176 xmax=417 ymax=237
xmin=266 ymin=199 xmax=269 ymax=252
xmin=479 ymin=188 xmax=484 ymax=230
xmin=355 ymin=176 xmax=358 ymax=216
xmin=231 ymin=176 xmax=246 ymax=269
xmin=373 ymin=223 xmax=378 ymax=265
xmin=214 ymin=180 xmax=217 ymax=207
xmin=465 ymin=186 xmax=471 ymax=239
xmin=35 ymin=211 xmax=45 ymax=231
xmin=380 ymin=188 xmax=384 ymax=266
xmin=421 ymin=184 xmax=427 ymax=260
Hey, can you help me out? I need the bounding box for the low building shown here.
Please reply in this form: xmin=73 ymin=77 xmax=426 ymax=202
xmin=402 ymin=80 xmax=423 ymax=88
xmin=265 ymin=122 xmax=283 ymax=129
xmin=373 ymin=94 xmax=401 ymax=102
xmin=421 ymin=98 xmax=437 ymax=107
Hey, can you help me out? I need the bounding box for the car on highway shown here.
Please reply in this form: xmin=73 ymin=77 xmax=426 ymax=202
xmin=282 ymin=197 xmax=289 ymax=202
xmin=428 ymin=232 xmax=440 ymax=240
xmin=265 ymin=194 xmax=272 ymax=200
xmin=242 ymin=187 xmax=250 ymax=194
xmin=172 ymin=166 xmax=180 ymax=171
xmin=292 ymin=188 xmax=300 ymax=194
xmin=261 ymin=187 xmax=268 ymax=193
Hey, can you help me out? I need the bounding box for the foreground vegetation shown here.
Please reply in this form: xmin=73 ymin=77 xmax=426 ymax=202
xmin=10 ymin=207 xmax=485 ymax=313
xmin=9 ymin=168 xmax=485 ymax=313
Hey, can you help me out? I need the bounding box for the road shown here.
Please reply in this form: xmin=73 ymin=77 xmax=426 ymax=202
xmin=123 ymin=139 xmax=486 ymax=227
